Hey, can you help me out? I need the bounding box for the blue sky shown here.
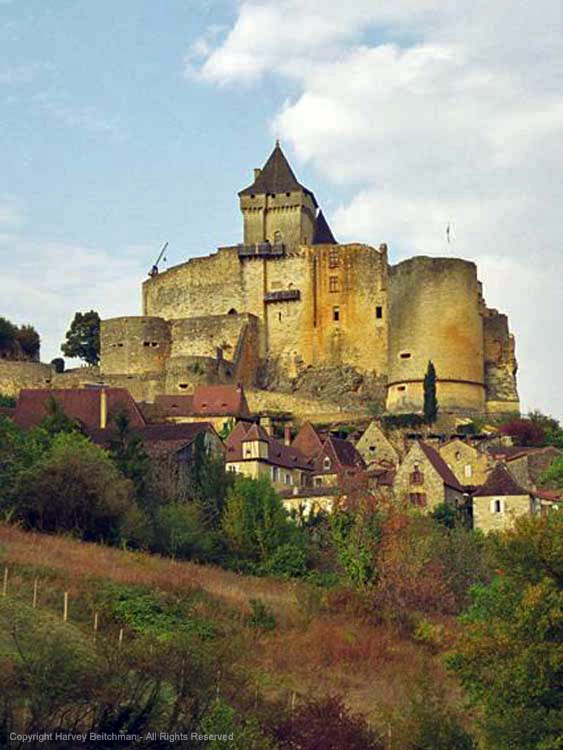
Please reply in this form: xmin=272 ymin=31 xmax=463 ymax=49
xmin=1 ymin=0 xmax=562 ymax=418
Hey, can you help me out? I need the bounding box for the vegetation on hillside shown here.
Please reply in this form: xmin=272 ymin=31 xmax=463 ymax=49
xmin=0 ymin=316 xmax=40 ymax=361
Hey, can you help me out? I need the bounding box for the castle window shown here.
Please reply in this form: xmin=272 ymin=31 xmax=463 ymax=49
xmin=118 ymin=343 xmax=124 ymax=347
xmin=143 ymin=341 xmax=150 ymax=347
xmin=399 ymin=352 xmax=411 ymax=359
xmin=278 ymin=312 xmax=282 ymax=322
xmin=329 ymin=248 xmax=339 ymax=268
xmin=333 ymin=306 xmax=340 ymax=322
xmin=227 ymin=308 xmax=237 ymax=315
xmin=178 ymin=383 xmax=188 ymax=390
xmin=273 ymin=230 xmax=282 ymax=243
xmin=397 ymin=385 xmax=406 ymax=392
xmin=151 ymin=342 xmax=159 ymax=347
xmin=376 ymin=306 xmax=383 ymax=319
xmin=455 ymin=451 xmax=461 ymax=460
xmin=329 ymin=276 xmax=339 ymax=293
xmin=250 ymin=194 xmax=255 ymax=199
xmin=286 ymin=192 xmax=291 ymax=197
xmin=409 ymin=493 xmax=427 ymax=507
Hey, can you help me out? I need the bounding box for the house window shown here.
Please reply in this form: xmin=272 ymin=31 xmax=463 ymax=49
xmin=369 ymin=445 xmax=376 ymax=453
xmin=227 ymin=465 xmax=237 ymax=473
xmin=375 ymin=306 xmax=383 ymax=319
xmin=278 ymin=312 xmax=282 ymax=322
xmin=323 ymin=457 xmax=332 ymax=470
xmin=329 ymin=276 xmax=339 ymax=292
xmin=409 ymin=493 xmax=427 ymax=507
xmin=464 ymin=464 xmax=472 ymax=478
xmin=178 ymin=383 xmax=188 ymax=389
xmin=329 ymin=248 xmax=339 ymax=268
xmin=410 ymin=469 xmax=424 ymax=485
xmin=333 ymin=306 xmax=340 ymax=322
xmin=315 ymin=477 xmax=323 ymax=486
xmin=285 ymin=473 xmax=292 ymax=485
xmin=493 ymin=499 xmax=503 ymax=514
xmin=272 ymin=466 xmax=279 ymax=482
xmin=397 ymin=385 xmax=407 ymax=392
xmin=399 ymin=352 xmax=411 ymax=359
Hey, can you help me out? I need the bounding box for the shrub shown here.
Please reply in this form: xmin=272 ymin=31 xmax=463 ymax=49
xmin=275 ymin=694 xmax=383 ymax=750
xmin=259 ymin=542 xmax=308 ymax=578
xmin=247 ymin=598 xmax=277 ymax=630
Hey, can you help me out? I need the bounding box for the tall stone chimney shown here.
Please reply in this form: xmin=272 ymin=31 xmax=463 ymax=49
xmin=100 ymin=388 xmax=107 ymax=429
xmin=284 ymin=425 xmax=291 ymax=446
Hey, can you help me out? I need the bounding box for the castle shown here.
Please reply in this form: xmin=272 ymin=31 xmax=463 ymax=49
xmin=1 ymin=143 xmax=519 ymax=417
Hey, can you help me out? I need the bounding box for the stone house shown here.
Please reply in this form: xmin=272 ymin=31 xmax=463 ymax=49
xmin=355 ymin=420 xmax=399 ymax=466
xmin=438 ymin=437 xmax=492 ymax=487
xmin=225 ymin=422 xmax=311 ymax=490
xmin=487 ymin=446 xmax=563 ymax=492
xmin=279 ymin=485 xmax=342 ymax=517
xmin=472 ymin=462 xmax=539 ymax=533
xmin=291 ymin=421 xmax=366 ymax=487
xmin=14 ymin=387 xmax=145 ymax=431
xmin=141 ymin=384 xmax=251 ymax=433
xmin=393 ymin=440 xmax=466 ymax=513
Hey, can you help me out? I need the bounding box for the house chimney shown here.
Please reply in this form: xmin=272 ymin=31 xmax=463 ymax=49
xmin=260 ymin=416 xmax=272 ymax=436
xmin=284 ymin=425 xmax=291 ymax=446
xmin=100 ymin=388 xmax=107 ymax=429
xmin=254 ymin=168 xmax=261 ymax=181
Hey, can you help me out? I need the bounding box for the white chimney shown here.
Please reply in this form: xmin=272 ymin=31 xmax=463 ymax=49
xmin=100 ymin=388 xmax=107 ymax=429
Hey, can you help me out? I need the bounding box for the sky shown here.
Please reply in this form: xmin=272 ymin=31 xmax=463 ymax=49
xmin=1 ymin=0 xmax=561 ymax=418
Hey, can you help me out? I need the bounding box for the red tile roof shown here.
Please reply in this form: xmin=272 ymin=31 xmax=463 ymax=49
xmin=473 ymin=463 xmax=530 ymax=497
xmin=14 ymin=388 xmax=145 ymax=430
xmin=88 ymin=421 xmax=221 ymax=457
xmin=291 ymin=422 xmax=324 ymax=458
xmin=152 ymin=385 xmax=250 ymax=418
xmin=152 ymin=395 xmax=194 ymax=417
xmin=418 ymin=441 xmax=464 ymax=492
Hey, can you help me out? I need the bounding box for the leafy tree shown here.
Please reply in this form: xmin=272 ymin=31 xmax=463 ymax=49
xmin=423 ymin=360 xmax=438 ymax=424
xmin=448 ymin=511 xmax=563 ymax=750
xmin=190 ymin=431 xmax=234 ymax=529
xmin=275 ymin=694 xmax=383 ymax=750
xmin=222 ymin=475 xmax=294 ymax=563
xmin=14 ymin=323 xmax=40 ymax=359
xmin=430 ymin=502 xmax=457 ymax=529
xmin=499 ymin=417 xmax=545 ymax=446
xmin=108 ymin=411 xmax=150 ymax=504
xmin=540 ymin=456 xmax=563 ymax=490
xmin=11 ymin=432 xmax=135 ymax=542
xmin=61 ymin=309 xmax=100 ymax=365
xmin=38 ymin=395 xmax=83 ymax=436
xmin=50 ymin=357 xmax=65 ymax=373
xmin=0 ymin=316 xmax=16 ymax=357
xmin=151 ymin=502 xmax=221 ymax=562
xmin=330 ymin=504 xmax=382 ymax=588
xmin=529 ymin=410 xmax=563 ymax=448
xmin=0 ymin=393 xmax=16 ymax=408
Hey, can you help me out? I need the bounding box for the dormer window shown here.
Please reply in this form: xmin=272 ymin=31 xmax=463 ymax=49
xmin=323 ymin=457 xmax=332 ymax=470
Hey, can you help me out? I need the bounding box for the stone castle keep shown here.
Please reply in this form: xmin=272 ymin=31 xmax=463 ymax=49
xmin=101 ymin=143 xmax=519 ymax=415
xmin=1 ymin=143 xmax=519 ymax=416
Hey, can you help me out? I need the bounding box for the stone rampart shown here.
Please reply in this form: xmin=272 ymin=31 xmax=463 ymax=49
xmin=101 ymin=317 xmax=171 ymax=376
xmin=0 ymin=361 xmax=54 ymax=397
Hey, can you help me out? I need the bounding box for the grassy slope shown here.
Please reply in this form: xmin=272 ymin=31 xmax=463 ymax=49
xmin=0 ymin=523 xmax=461 ymax=723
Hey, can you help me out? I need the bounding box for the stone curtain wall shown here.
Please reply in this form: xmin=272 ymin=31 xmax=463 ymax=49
xmin=0 ymin=361 xmax=55 ymax=396
xmin=483 ymin=309 xmax=519 ymax=414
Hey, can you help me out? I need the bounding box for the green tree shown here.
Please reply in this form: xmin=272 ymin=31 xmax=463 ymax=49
xmin=222 ymin=475 xmax=293 ymax=563
xmin=190 ymin=432 xmax=234 ymax=529
xmin=448 ymin=511 xmax=563 ymax=750
xmin=12 ymin=432 xmax=135 ymax=542
xmin=540 ymin=456 xmax=563 ymax=490
xmin=38 ymin=395 xmax=83 ymax=436
xmin=108 ymin=411 xmax=150 ymax=503
xmin=529 ymin=410 xmax=563 ymax=448
xmin=423 ymin=360 xmax=438 ymax=424
xmin=61 ymin=309 xmax=100 ymax=365
xmin=0 ymin=316 xmax=16 ymax=357
xmin=14 ymin=323 xmax=40 ymax=360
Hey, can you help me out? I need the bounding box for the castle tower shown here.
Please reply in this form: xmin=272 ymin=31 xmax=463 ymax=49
xmin=238 ymin=142 xmax=319 ymax=252
xmin=386 ymin=257 xmax=486 ymax=414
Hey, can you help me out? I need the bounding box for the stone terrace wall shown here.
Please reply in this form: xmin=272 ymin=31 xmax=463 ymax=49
xmin=0 ymin=361 xmax=54 ymax=397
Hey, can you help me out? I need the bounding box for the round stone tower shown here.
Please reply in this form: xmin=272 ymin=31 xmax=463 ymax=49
xmin=386 ymin=257 xmax=485 ymax=414
xmin=100 ymin=316 xmax=171 ymax=375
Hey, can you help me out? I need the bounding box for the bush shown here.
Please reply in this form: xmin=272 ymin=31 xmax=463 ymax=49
xmin=259 ymin=542 xmax=308 ymax=578
xmin=11 ymin=432 xmax=135 ymax=543
xmin=247 ymin=598 xmax=277 ymax=630
xmin=275 ymin=694 xmax=383 ymax=750
xmin=382 ymin=413 xmax=426 ymax=430
xmin=151 ymin=502 xmax=222 ymax=562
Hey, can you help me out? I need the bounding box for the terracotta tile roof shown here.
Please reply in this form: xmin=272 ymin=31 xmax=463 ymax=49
xmin=226 ymin=422 xmax=311 ymax=470
xmin=152 ymin=394 xmax=194 ymax=417
xmin=325 ymin=437 xmax=365 ymax=469
xmin=473 ymin=463 xmax=530 ymax=497
xmin=88 ymin=421 xmax=220 ymax=457
xmin=14 ymin=388 xmax=145 ymax=430
xmin=192 ymin=384 xmax=250 ymax=417
xmin=239 ymin=143 xmax=317 ymax=206
xmin=312 ymin=210 xmax=337 ymax=244
xmin=291 ymin=422 xmax=324 ymax=458
xmin=418 ymin=441 xmax=464 ymax=492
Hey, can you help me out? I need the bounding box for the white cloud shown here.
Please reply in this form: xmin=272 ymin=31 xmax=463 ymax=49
xmin=191 ymin=0 xmax=563 ymax=418
xmin=0 ymin=235 xmax=149 ymax=364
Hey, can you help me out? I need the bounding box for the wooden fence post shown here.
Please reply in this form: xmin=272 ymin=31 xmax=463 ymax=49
xmin=118 ymin=628 xmax=123 ymax=648
xmin=2 ymin=566 xmax=7 ymax=597
xmin=32 ymin=578 xmax=38 ymax=609
xmin=93 ymin=612 xmax=98 ymax=639
xmin=63 ymin=592 xmax=68 ymax=622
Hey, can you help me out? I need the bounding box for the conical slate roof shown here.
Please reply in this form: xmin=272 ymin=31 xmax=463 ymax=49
xmin=312 ymin=210 xmax=337 ymax=244
xmin=473 ymin=462 xmax=529 ymax=496
xmin=239 ymin=143 xmax=317 ymax=205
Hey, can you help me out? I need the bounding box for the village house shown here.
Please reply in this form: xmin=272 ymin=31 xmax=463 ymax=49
xmin=393 ymin=440 xmax=466 ymax=514
xmin=140 ymin=384 xmax=251 ymax=433
xmin=486 ymin=445 xmax=563 ymax=492
xmin=355 ymin=420 xmax=399 ymax=466
xmin=438 ymin=437 xmax=492 ymax=488
xmin=13 ymin=387 xmax=145 ymax=431
xmin=291 ymin=422 xmax=366 ymax=487
xmin=225 ymin=421 xmax=311 ymax=490
xmin=472 ymin=462 xmax=540 ymax=533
